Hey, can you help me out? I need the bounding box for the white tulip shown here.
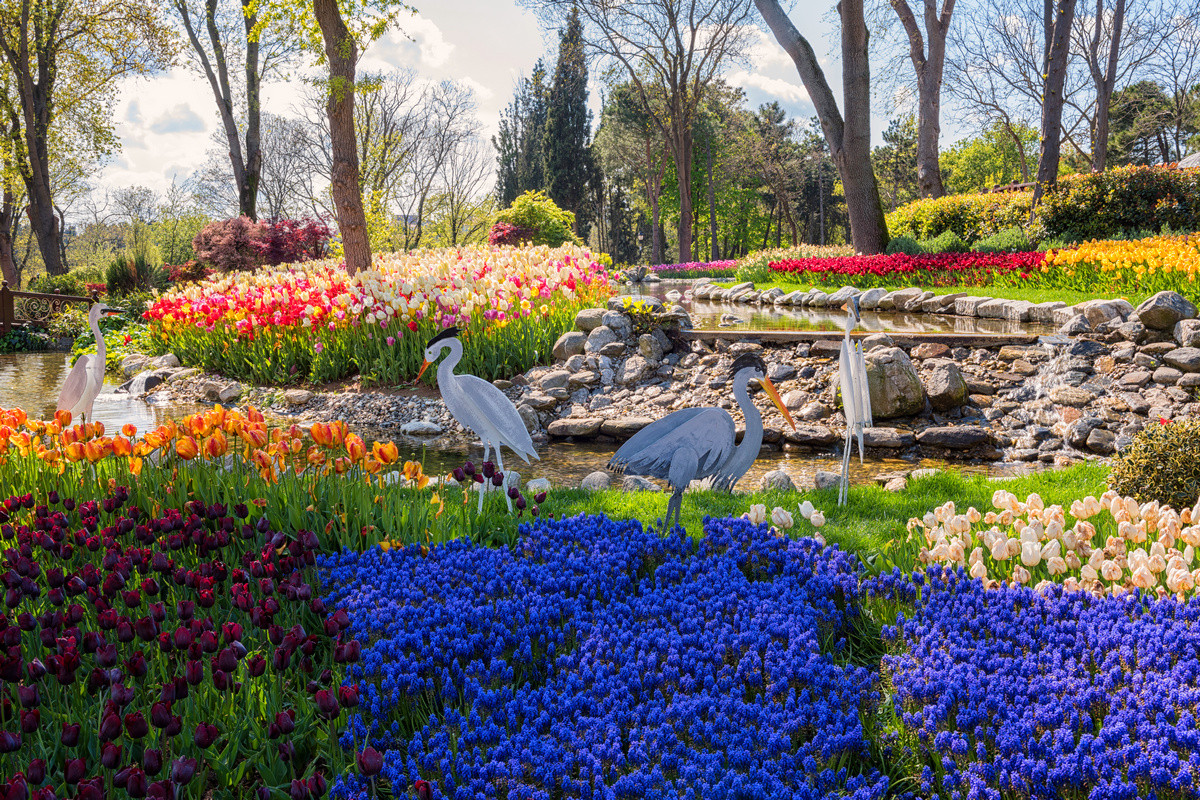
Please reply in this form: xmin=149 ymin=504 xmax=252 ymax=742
xmin=1041 ymin=539 xmax=1061 ymax=561
xmin=771 ymin=507 xmax=794 ymax=530
xmin=798 ymin=500 xmax=815 ymax=520
xmin=1080 ymin=564 xmax=1099 ymax=583
xmin=1026 ymin=493 xmax=1044 ymax=512
xmin=990 ymin=538 xmax=1010 ymax=561
xmin=746 ymin=504 xmax=767 ymax=525
xmin=1046 ymin=556 xmax=1067 ymax=576
xmin=1013 ymin=566 xmax=1031 ymax=584
xmin=1101 ymin=560 xmax=1123 ymax=582
xmin=1065 ymin=552 xmax=1082 ymax=571
xmin=1020 ymin=541 xmax=1042 ymax=567
xmin=969 ymin=560 xmax=987 ymax=580
xmin=810 ymin=511 xmax=826 ymax=528
xmin=1062 ymin=577 xmax=1081 ymax=592
xmin=969 ymin=546 xmax=985 ymax=566
xmin=1088 ymin=548 xmax=1105 ymax=570
xmin=1131 ymin=565 xmax=1156 ymax=589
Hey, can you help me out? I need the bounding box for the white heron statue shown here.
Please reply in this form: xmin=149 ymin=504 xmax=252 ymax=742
xmin=607 ymin=353 xmax=797 ymax=530
xmin=56 ymin=302 xmax=119 ymax=424
xmin=835 ymin=297 xmax=873 ymax=506
xmin=417 ymin=327 xmax=538 ymax=512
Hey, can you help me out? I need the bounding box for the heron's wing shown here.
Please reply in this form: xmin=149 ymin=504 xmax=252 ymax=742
xmin=608 ymin=407 xmax=735 ymax=481
xmin=855 ymin=342 xmax=873 ymax=428
xmin=840 ymin=339 xmax=861 ymax=429
xmin=57 ymin=356 xmax=92 ymax=414
xmin=451 ymin=374 xmax=538 ymax=461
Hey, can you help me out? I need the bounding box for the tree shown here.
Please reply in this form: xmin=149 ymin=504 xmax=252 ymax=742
xmin=1148 ymin=1 xmax=1200 ymax=163
xmin=872 ymin=115 xmax=919 ymax=210
xmin=527 ymin=0 xmax=754 ymax=263
xmin=1034 ymin=0 xmax=1079 ymax=207
xmin=755 ymin=0 xmax=888 ymax=254
xmin=494 ymin=61 xmax=550 ymax=206
xmin=543 ymin=6 xmax=590 ymax=226
xmin=0 ymin=0 xmax=174 ymax=275
xmin=887 ymin=0 xmax=955 ymax=198
xmin=172 ymin=0 xmax=298 ymax=220
xmin=941 ymin=121 xmax=1040 ymax=192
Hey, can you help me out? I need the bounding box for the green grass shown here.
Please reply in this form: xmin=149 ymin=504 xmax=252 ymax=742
xmin=714 ymin=279 xmax=1145 ymax=307
xmin=528 ymin=462 xmax=1110 ymax=568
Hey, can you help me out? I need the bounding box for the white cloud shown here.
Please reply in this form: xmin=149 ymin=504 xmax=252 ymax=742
xmin=361 ymin=14 xmax=454 ymax=72
xmin=726 ymin=69 xmax=810 ymax=104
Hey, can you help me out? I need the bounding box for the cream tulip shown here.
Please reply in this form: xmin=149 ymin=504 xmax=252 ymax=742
xmin=1020 ymin=541 xmax=1042 ymax=567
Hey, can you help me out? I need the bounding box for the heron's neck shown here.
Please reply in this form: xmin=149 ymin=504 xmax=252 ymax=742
xmin=91 ymin=313 xmax=105 ymax=369
xmin=436 ymin=339 xmax=463 ymax=385
xmin=733 ymin=374 xmax=764 ymax=456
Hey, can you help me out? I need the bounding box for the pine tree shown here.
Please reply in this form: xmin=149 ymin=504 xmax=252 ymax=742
xmin=493 ymin=60 xmax=550 ymax=206
xmin=543 ymin=6 xmax=590 ymax=225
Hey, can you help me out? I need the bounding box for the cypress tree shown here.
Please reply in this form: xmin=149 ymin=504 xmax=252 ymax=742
xmin=493 ymin=60 xmax=550 ymax=206
xmin=543 ymin=6 xmax=590 ymax=225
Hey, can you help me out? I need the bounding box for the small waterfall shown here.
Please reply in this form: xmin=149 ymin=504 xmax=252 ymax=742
xmin=1030 ymin=335 xmax=1074 ymax=400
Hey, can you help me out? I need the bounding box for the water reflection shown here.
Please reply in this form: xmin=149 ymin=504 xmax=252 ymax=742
xmin=621 ymin=281 xmax=1058 ymax=336
xmin=1 ymin=352 xmax=1023 ymax=489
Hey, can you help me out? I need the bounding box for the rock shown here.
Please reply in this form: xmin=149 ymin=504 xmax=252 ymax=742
xmin=575 ymin=307 xmax=607 ymax=332
xmin=1048 ymin=386 xmax=1094 ymax=406
xmin=814 ymin=471 xmax=840 ymax=490
xmin=1153 ymin=366 xmax=1183 ymax=385
xmin=924 ymin=360 xmax=968 ymax=410
xmin=599 ymin=342 xmax=628 ymax=357
xmin=781 ymin=389 xmax=806 ymax=410
xmin=1029 ymin=301 xmax=1068 ymax=322
xmin=808 ymin=290 xmax=830 ymax=307
xmin=400 ymin=419 xmax=442 ymax=436
xmin=547 ymin=418 xmax=602 ymax=437
xmin=912 ymin=342 xmax=950 ymax=360
xmin=921 ymin=292 xmax=965 ymax=313
xmin=1169 ymin=318 xmax=1200 ymax=350
xmin=1115 ymin=320 xmax=1148 ymax=343
xmin=1002 ymin=300 xmax=1035 ymax=321
xmin=638 ymin=333 xmax=665 ymax=363
xmin=581 ymin=470 xmax=612 ymax=491
xmin=217 ymin=383 xmax=243 ymax=403
xmin=149 ymin=353 xmax=180 ymax=369
xmin=1059 ymin=314 xmax=1092 ymax=336
xmin=798 ymin=402 xmax=829 ymax=420
xmin=621 ymin=475 xmax=660 ymax=492
xmin=884 ymin=476 xmax=908 ymax=492
xmin=783 ymin=424 xmax=837 ymax=446
xmin=976 ymin=298 xmax=1012 ymax=319
xmin=599 ymin=417 xmax=654 ymax=439
xmin=539 ymin=370 xmax=571 ymax=391
xmin=601 ymin=311 xmax=634 ymax=339
xmin=863 ymin=427 xmax=915 ymax=448
xmin=862 ymin=333 xmax=895 ymax=351
xmin=759 ymin=470 xmax=795 ymax=492
xmin=859 ymin=287 xmax=888 ymax=309
xmin=1076 ymin=298 xmax=1133 ymax=327
xmin=954 ymin=296 xmax=992 ymax=316
xmin=998 ymin=345 xmax=1034 ymax=361
xmin=553 ymin=331 xmax=587 ymax=361
xmin=120 ymin=355 xmax=151 ymax=378
xmin=811 ymin=340 xmax=843 ymax=358
xmin=568 ymin=371 xmax=599 ymax=388
xmin=119 ymin=369 xmax=171 ymax=396
xmin=493 ymin=379 xmax=514 ymax=390
xmin=283 ymin=388 xmax=313 ymax=406
xmin=759 ymin=287 xmax=785 ymax=304
xmin=1086 ymin=427 xmax=1117 ymax=454
xmin=1066 ymin=340 xmax=1108 ymax=359
xmin=1135 ymin=291 xmax=1197 ymax=330
xmin=517 ymin=404 xmax=539 ymax=433
xmin=916 ymin=426 xmax=990 ymax=449
xmin=650 ymin=327 xmax=673 ymax=354
xmin=1119 ymin=370 xmax=1151 ymax=388
xmin=767 ymin=362 xmax=796 ymax=382
xmin=168 ymin=368 xmax=201 ymax=384
xmin=1164 ymin=347 xmax=1200 ymax=372
xmin=827 ymin=286 xmax=860 ymax=308
xmin=864 ymin=347 xmax=926 ymax=418
xmin=1142 ymin=341 xmax=1178 ymax=357
xmin=526 ymin=478 xmax=552 ymax=495
xmin=585 ymin=325 xmax=618 ymax=353
xmin=523 ymin=393 xmax=558 ymax=410
xmin=617 ymin=356 xmax=651 ymax=385
xmin=1066 ymin=417 xmax=1103 ymax=448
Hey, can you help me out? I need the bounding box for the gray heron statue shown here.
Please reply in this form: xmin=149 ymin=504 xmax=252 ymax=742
xmin=56 ymin=302 xmax=120 ymax=424
xmin=417 ymin=327 xmax=538 ymax=512
xmin=607 ymin=353 xmax=797 ymax=530
xmin=835 ymin=297 xmax=873 ymax=506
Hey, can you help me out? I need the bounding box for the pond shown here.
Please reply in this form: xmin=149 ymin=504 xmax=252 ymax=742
xmin=1 ymin=351 xmax=1030 ymax=491
xmin=620 ymin=280 xmax=1060 ymax=336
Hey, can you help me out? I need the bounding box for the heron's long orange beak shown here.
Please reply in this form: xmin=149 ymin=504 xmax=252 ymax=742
xmin=759 ymin=376 xmax=796 ymax=430
xmin=416 ymin=359 xmax=433 ymax=383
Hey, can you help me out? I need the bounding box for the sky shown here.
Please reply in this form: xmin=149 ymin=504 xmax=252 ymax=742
xmin=104 ymin=1 xmax=865 ymax=197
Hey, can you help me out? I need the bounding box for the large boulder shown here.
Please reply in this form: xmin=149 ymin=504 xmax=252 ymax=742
xmin=638 ymin=333 xmax=665 ymax=364
xmin=1075 ymin=298 xmax=1134 ymax=327
xmin=864 ymin=347 xmax=927 ymax=419
xmin=617 ymin=356 xmax=651 ymax=385
xmin=923 ymin=360 xmax=968 ymax=411
xmin=547 ymin=417 xmax=602 ymax=437
xmin=1164 ymin=347 xmax=1200 ymax=373
xmin=1175 ymin=319 xmax=1200 ymax=348
xmin=553 ymin=331 xmax=586 ymax=361
xmin=574 ymin=307 xmax=607 ymax=332
xmin=1135 ymin=291 xmax=1197 ymax=330
xmin=601 ymin=311 xmax=634 ymax=339
xmin=584 ymin=325 xmax=618 ymax=354
xmin=580 ymin=470 xmax=612 ymax=491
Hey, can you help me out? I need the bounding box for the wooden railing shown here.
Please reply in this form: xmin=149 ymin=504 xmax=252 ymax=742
xmin=0 ymin=281 xmax=100 ymax=336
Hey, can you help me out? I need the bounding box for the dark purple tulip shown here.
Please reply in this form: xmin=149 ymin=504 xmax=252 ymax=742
xmin=125 ymin=652 xmax=148 ymax=678
xmin=163 ymin=715 xmax=183 ymax=739
xmin=134 ymin=617 xmax=157 ymax=641
xmin=334 ymin=639 xmax=361 ymax=663
xmin=198 ymin=630 xmax=217 ymax=651
xmin=212 ymin=670 xmax=232 ymax=691
xmin=184 ymin=660 xmax=203 ymax=685
xmin=116 ymin=621 xmax=134 ymax=643
xmin=26 ymin=759 xmax=45 ymax=786
xmin=77 ymin=782 xmax=102 ymax=800
xmin=535 ymin=491 xmax=547 ymax=504
xmin=482 ymin=461 xmax=495 ymax=478
xmin=20 ymin=709 xmax=38 ymax=733
xmin=151 ymin=701 xmax=173 ymax=729
xmin=246 ymin=653 xmax=266 ymax=677
xmin=98 ymin=712 xmax=120 ymax=741
xmin=100 ymin=743 xmax=122 ymax=772
xmin=452 ymin=467 xmax=465 ymax=482
xmin=122 ymin=590 xmax=141 ymax=608
xmin=307 ymin=773 xmax=326 ymax=798
xmin=16 ymin=684 xmax=37 ymax=707
xmin=215 ymin=648 xmax=238 ymax=672
xmin=233 ymin=503 xmax=248 ymax=519
xmin=124 ymin=710 xmax=150 ymax=738
xmin=314 ymin=688 xmax=339 ymax=719
xmin=48 ymin=491 xmax=59 ymax=505
xmin=463 ymin=460 xmax=475 ymax=476
xmin=169 ymin=757 xmax=196 ymax=785
xmin=5 ymin=775 xmax=27 ymax=800
xmin=289 ymin=780 xmax=309 ymax=800
xmin=272 ymin=647 xmax=291 ymax=671
xmin=357 ymin=746 xmax=383 ymax=776
xmin=26 ymin=659 xmax=46 ymax=681
xmin=96 ymin=644 xmax=118 ymax=668
xmin=515 ymin=496 xmax=527 ymax=511
xmin=256 ymin=789 xmax=270 ymax=800
xmin=142 ymin=748 xmax=162 ymax=776
xmin=338 ymin=684 xmax=360 ymax=708
xmin=175 ymin=601 xmax=194 ymax=621
xmin=473 ymin=473 xmax=484 ymax=483
xmin=273 ymin=710 xmax=295 ymax=737
xmin=193 ymin=723 xmax=218 ymax=748
xmin=277 ymin=741 xmax=295 ymax=762
xmin=221 ymin=622 xmax=243 ymax=643
xmin=146 ymin=781 xmax=172 ymax=800
xmin=64 ymin=758 xmax=86 ymax=784
xmin=111 ymin=683 xmax=136 ymax=707
xmin=172 ymin=628 xmax=192 ymax=650
xmin=125 ymin=767 xmax=147 ymax=798
xmin=507 ymin=486 xmax=520 ymax=499
xmin=491 ymin=473 xmax=504 ymax=487
xmin=61 ymin=722 xmax=81 ymax=747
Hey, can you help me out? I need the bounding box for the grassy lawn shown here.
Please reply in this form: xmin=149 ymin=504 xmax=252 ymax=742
xmin=714 ymin=279 xmax=1144 ymax=306
xmin=531 ymin=462 xmax=1111 ymax=567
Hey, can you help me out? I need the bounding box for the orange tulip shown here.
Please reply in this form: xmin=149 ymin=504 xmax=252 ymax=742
xmin=372 ymin=441 xmax=400 ymax=465
xmin=64 ymin=442 xmax=85 ymax=462
xmin=306 ymin=447 xmax=327 ymax=467
xmin=332 ymin=456 xmax=351 ymax=475
xmin=329 ymin=421 xmax=348 ymax=445
xmin=310 ymin=422 xmax=334 ymax=448
xmin=89 ymin=421 xmax=105 ymax=438
xmin=176 ymin=436 xmax=199 ymax=461
xmin=122 ymin=423 xmax=137 ymax=438
xmin=203 ymin=429 xmax=229 ymax=459
xmin=54 ymin=409 xmax=72 ymax=427
xmin=364 ymin=457 xmax=382 ymax=475
xmin=112 ymin=436 xmax=133 ymax=457
xmin=186 ymin=414 xmax=210 ymax=439
xmin=251 ymin=448 xmax=272 ymax=473
xmin=12 ymin=433 xmax=32 ymax=457
xmin=246 ymin=406 xmax=265 ymax=424
xmin=344 ymin=433 xmax=367 ymax=462
xmin=129 ymin=456 xmax=143 ymax=476
xmin=61 ymin=427 xmax=78 ymax=445
xmin=243 ymin=426 xmax=268 ymax=448
xmin=83 ymin=441 xmax=107 ymax=463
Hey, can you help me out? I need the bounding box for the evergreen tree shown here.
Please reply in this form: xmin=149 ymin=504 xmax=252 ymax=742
xmin=543 ymin=6 xmax=591 ymax=225
xmin=493 ymin=60 xmax=551 ymax=206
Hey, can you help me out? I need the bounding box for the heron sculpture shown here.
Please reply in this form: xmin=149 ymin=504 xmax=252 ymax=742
xmin=607 ymin=353 xmax=797 ymax=530
xmin=416 ymin=327 xmax=538 ymax=512
xmin=57 ymin=302 xmax=120 ymax=424
xmin=835 ymin=297 xmax=873 ymax=506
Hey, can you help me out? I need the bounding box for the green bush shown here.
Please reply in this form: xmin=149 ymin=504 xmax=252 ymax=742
xmin=919 ymin=230 xmax=968 ymax=254
xmin=46 ymin=307 xmax=89 ymax=339
xmin=886 ymin=235 xmax=921 ymax=255
xmin=1034 ymin=165 xmax=1200 ymax=243
xmin=490 ymin=191 xmax=581 ymax=248
xmin=887 ymin=191 xmax=1033 ymax=243
xmin=105 ymin=256 xmax=168 ymax=296
xmin=1110 ymin=419 xmax=1200 ymax=512
xmin=28 ymin=272 xmax=88 ymax=296
xmin=971 ymin=226 xmax=1033 ymax=253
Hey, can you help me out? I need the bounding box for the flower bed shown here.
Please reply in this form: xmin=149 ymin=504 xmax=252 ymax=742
xmin=876 ymin=567 xmax=1200 ymax=799
xmin=143 ymin=245 xmax=612 ymax=386
xmin=1015 ymin=233 xmax=1200 ymax=302
xmin=321 ymin=515 xmax=889 ymax=799
xmin=768 ymin=251 xmax=1047 ymax=288
xmin=649 ymin=259 xmax=737 ymax=278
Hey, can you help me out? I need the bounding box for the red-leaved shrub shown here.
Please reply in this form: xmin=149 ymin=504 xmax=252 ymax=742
xmin=166 ymin=261 xmax=216 ymax=284
xmin=253 ymin=218 xmax=332 ymax=265
xmin=488 ymin=221 xmax=536 ymax=247
xmin=193 ymin=217 xmax=332 ymax=273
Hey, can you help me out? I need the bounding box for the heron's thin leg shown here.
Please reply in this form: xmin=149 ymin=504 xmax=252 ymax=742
xmin=839 ymin=428 xmax=853 ymax=506
xmin=496 ymin=448 xmax=513 ymax=513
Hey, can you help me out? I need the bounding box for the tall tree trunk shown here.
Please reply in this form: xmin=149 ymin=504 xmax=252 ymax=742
xmin=707 ymin=137 xmax=717 ymax=260
xmin=1087 ymin=0 xmax=1125 ymax=172
xmin=756 ymin=0 xmax=889 ymax=254
xmin=643 ymin=136 xmax=665 ymax=265
xmin=314 ymin=0 xmax=371 ymax=277
xmin=0 ymin=189 xmax=17 ymax=287
xmin=241 ymin=0 xmax=262 ymax=219
xmin=890 ymin=0 xmax=954 ymax=198
xmin=1033 ymin=0 xmax=1078 ymax=207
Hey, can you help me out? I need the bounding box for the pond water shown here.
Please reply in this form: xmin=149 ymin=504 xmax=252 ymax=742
xmin=1 ymin=351 xmax=1028 ymax=491
xmin=620 ymin=280 xmax=1060 ymax=336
